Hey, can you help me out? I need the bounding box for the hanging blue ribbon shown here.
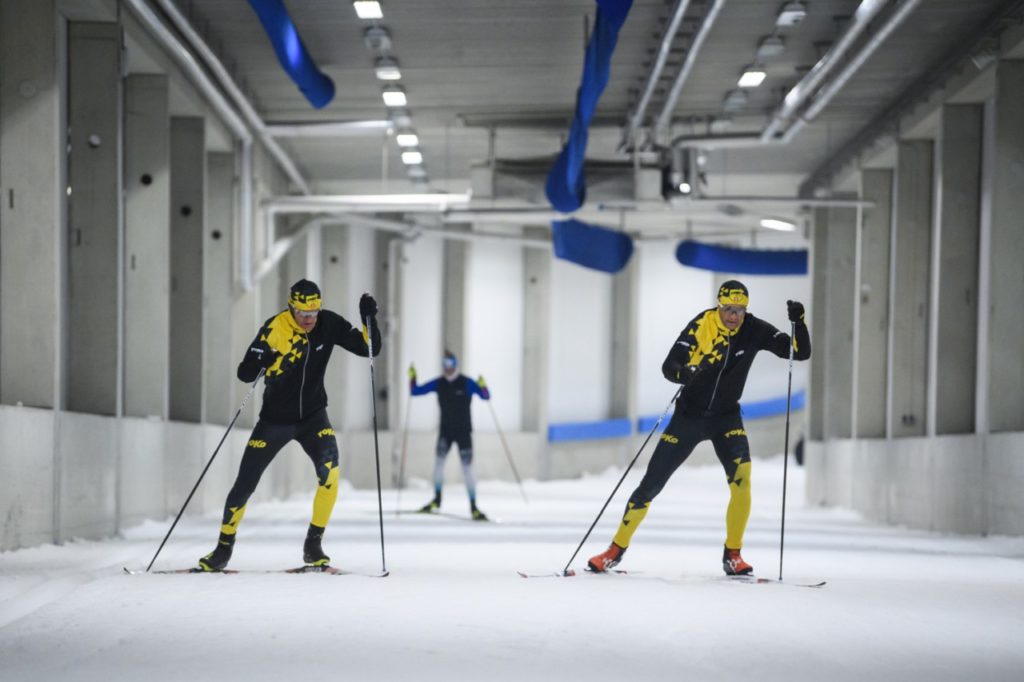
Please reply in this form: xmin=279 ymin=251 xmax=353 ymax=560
xmin=552 ymin=219 xmax=634 ymax=273
xmin=247 ymin=0 xmax=335 ymax=109
xmin=675 ymin=240 xmax=808 ymax=275
xmin=545 ymin=0 xmax=634 ymax=213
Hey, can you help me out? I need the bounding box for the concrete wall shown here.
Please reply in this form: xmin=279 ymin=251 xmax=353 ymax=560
xmin=805 ymin=433 xmax=1024 ymax=535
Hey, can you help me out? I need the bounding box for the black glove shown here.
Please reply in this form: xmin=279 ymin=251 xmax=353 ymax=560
xmin=359 ymin=293 xmax=378 ymax=323
xmin=248 ymin=338 xmax=279 ymax=369
xmin=663 ymin=358 xmax=701 ymax=385
xmin=787 ymin=300 xmax=805 ymax=323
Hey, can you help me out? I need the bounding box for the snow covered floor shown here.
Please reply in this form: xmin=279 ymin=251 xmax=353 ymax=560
xmin=2 ymin=457 xmax=1023 ymax=682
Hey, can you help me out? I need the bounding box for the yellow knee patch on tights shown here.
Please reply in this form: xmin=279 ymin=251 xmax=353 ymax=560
xmin=725 ymin=460 xmax=752 ymax=549
xmin=220 ymin=505 xmax=246 ymax=535
xmin=311 ymin=463 xmax=340 ymax=528
xmin=612 ymin=502 xmax=650 ymax=549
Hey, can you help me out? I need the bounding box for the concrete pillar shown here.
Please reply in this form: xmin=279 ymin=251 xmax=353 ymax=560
xmin=442 ymin=232 xmax=468 ymax=358
xmin=124 ymin=74 xmax=170 ymax=419
xmin=610 ymin=252 xmax=638 ymax=439
xmin=204 ymin=152 xmax=236 ymax=425
xmin=168 ymin=117 xmax=205 ymax=423
xmin=824 ymin=207 xmax=856 ymax=439
xmin=521 ymin=228 xmax=551 ymax=436
xmin=987 ymin=61 xmax=1024 ymax=432
xmin=855 ymin=169 xmax=893 ymax=438
xmin=66 ymin=22 xmax=120 ymax=415
xmin=321 ymin=224 xmax=351 ymax=430
xmin=932 ymin=104 xmax=982 ymax=435
xmin=372 ymin=230 xmax=392 ymax=429
xmin=889 ymin=140 xmax=933 ymax=438
xmin=807 ymin=208 xmax=828 ymax=441
xmin=0 ymin=0 xmax=62 ymax=408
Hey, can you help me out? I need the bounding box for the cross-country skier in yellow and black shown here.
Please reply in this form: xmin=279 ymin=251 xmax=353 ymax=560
xmin=587 ymin=280 xmax=810 ymax=576
xmin=197 ymin=280 xmax=382 ymax=571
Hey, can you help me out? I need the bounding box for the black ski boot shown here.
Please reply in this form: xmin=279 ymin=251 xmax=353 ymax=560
xmin=197 ymin=533 xmax=235 ymax=572
xmin=470 ymin=504 xmax=489 ymax=522
xmin=418 ymin=494 xmax=441 ymax=513
xmin=303 ymin=524 xmax=330 ymax=567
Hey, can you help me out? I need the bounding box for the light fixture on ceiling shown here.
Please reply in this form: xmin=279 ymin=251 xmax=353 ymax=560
xmin=352 ymin=1 xmax=383 ymax=20
xmin=382 ymin=85 xmax=407 ymax=107
xmin=395 ymin=131 xmax=419 ymax=147
xmin=722 ymin=89 xmax=749 ymax=112
xmin=677 ymin=181 xmax=692 ymax=195
xmin=756 ymin=35 xmax=786 ymax=60
xmin=401 ymin=150 xmax=423 ymax=165
xmin=408 ymin=165 xmax=428 ymax=179
xmin=760 ymin=217 xmax=797 ymax=231
xmin=776 ymin=1 xmax=807 ymax=28
xmin=737 ymin=67 xmax=767 ymax=88
xmin=374 ymin=57 xmax=402 ymax=81
xmin=363 ymin=26 xmax=392 ymax=53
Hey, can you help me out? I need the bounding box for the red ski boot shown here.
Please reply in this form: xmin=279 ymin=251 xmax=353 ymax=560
xmin=587 ymin=543 xmax=626 ymax=573
xmin=722 ymin=546 xmax=753 ymax=576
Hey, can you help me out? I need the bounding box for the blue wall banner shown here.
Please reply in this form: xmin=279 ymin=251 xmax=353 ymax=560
xmin=552 ymin=219 xmax=634 ymax=273
xmin=248 ymin=0 xmax=335 ymax=108
xmin=675 ymin=240 xmax=808 ymax=275
xmin=545 ymin=0 xmax=633 ymax=213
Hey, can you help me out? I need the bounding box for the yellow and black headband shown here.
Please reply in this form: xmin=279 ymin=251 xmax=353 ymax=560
xmin=717 ymin=280 xmax=749 ymax=307
xmin=289 ymin=279 xmax=322 ymax=312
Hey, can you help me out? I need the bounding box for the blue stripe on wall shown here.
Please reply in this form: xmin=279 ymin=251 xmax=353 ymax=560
xmin=636 ymin=390 xmax=806 ymax=433
xmin=548 ymin=418 xmax=632 ymax=442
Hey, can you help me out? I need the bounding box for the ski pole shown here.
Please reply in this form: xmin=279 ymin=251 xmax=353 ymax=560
xmin=364 ymin=318 xmax=388 ymax=575
xmin=144 ymin=369 xmax=265 ymax=572
xmin=560 ymin=386 xmax=682 ymax=576
xmin=395 ymin=393 xmax=411 ymax=516
xmin=779 ymin=321 xmax=796 ymax=581
xmin=486 ymin=399 xmax=528 ymax=504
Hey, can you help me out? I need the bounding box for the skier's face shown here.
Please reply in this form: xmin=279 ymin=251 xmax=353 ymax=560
xmin=291 ymin=305 xmax=319 ymax=332
xmin=718 ymin=304 xmax=746 ymax=330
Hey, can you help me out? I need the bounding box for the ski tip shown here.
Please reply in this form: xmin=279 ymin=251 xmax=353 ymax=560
xmin=563 ymin=569 xmax=576 ymax=577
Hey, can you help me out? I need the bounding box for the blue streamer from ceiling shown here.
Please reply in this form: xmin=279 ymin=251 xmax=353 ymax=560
xmin=247 ymin=0 xmax=335 ymax=109
xmin=552 ymin=219 xmax=634 ymax=273
xmin=545 ymin=0 xmax=633 ymax=213
xmin=675 ymin=240 xmax=808 ymax=275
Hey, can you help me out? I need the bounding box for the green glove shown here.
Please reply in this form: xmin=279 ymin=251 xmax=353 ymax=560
xmin=477 ymin=375 xmax=487 ymax=389
xmin=408 ymin=364 xmax=416 ymax=381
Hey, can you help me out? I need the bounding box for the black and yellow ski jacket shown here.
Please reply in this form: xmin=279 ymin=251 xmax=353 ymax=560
xmin=662 ymin=308 xmax=810 ymax=417
xmin=238 ymin=309 xmax=381 ymax=423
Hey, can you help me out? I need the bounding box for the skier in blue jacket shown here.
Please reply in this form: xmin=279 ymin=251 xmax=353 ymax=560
xmin=409 ymin=351 xmax=491 ymax=520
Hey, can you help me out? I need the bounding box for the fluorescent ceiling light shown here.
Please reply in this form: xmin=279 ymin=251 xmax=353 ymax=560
xmin=401 ymin=150 xmax=423 ymax=165
xmin=756 ymin=35 xmax=786 ymax=60
xmin=396 ymin=132 xmax=419 ymax=147
xmin=776 ymin=1 xmax=807 ymax=27
xmin=382 ymin=86 xmax=407 ymax=107
xmin=353 ymin=1 xmax=383 ymax=20
xmin=677 ymin=182 xmax=692 ymax=194
xmin=722 ymin=89 xmax=748 ymax=112
xmin=408 ymin=166 xmax=428 ymax=178
xmin=374 ymin=57 xmax=401 ymax=81
xmin=760 ymin=217 xmax=797 ymax=231
xmin=738 ymin=68 xmax=767 ymax=88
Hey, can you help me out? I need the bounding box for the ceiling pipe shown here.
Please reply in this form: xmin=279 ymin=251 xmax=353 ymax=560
xmin=331 ymin=213 xmax=552 ymax=249
xmin=786 ymin=0 xmax=924 ymax=140
xmin=264 ymin=193 xmax=472 ymax=214
xmin=654 ymin=0 xmax=728 ymax=140
xmin=264 ymin=120 xmax=394 ymax=138
xmin=761 ymin=0 xmax=891 ymax=142
xmin=623 ymin=0 xmax=694 ymax=149
xmin=152 ymin=0 xmax=311 ymax=195
xmin=673 ymin=0 xmax=924 ymax=153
